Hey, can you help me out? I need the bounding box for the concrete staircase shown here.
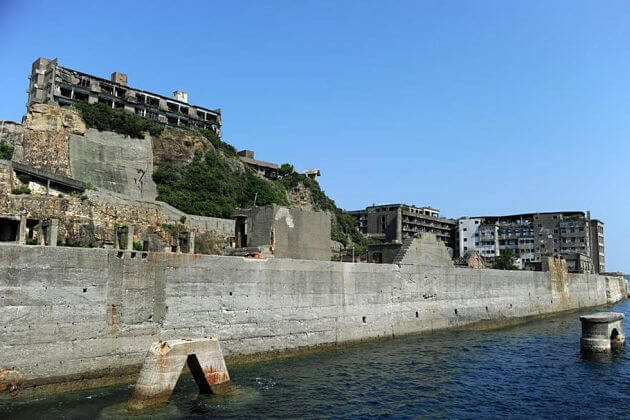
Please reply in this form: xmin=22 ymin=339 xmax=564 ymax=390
xmin=392 ymin=237 xmax=415 ymax=265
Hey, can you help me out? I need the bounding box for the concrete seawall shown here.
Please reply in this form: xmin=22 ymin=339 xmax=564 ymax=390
xmin=0 ymin=245 xmax=626 ymax=398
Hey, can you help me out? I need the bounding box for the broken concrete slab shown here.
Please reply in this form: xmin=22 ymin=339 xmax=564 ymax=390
xmin=127 ymin=337 xmax=232 ymax=411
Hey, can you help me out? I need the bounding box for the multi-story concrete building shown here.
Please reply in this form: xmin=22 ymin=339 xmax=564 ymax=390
xmin=27 ymin=57 xmax=222 ymax=134
xmin=350 ymin=204 xmax=456 ymax=249
xmin=456 ymin=211 xmax=605 ymax=273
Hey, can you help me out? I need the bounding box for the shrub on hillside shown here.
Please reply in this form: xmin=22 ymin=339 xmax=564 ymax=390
xmin=154 ymin=151 xmax=288 ymax=219
xmin=197 ymin=128 xmax=237 ymax=157
xmin=0 ymin=143 xmax=14 ymax=160
xmin=74 ymin=102 xmax=164 ymax=139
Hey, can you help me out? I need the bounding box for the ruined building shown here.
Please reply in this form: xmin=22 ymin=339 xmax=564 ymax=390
xmin=27 ymin=57 xmax=222 ymax=134
xmin=456 ymin=211 xmax=605 ymax=273
xmin=350 ymin=204 xmax=456 ymax=249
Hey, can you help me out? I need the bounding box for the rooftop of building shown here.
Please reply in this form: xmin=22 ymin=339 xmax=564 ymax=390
xmin=42 ymin=58 xmax=221 ymax=115
xmin=458 ymin=211 xmax=588 ymax=221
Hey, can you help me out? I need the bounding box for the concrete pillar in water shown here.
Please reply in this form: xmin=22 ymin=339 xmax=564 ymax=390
xmin=127 ymin=337 xmax=232 ymax=411
xmin=580 ymin=312 xmax=625 ymax=352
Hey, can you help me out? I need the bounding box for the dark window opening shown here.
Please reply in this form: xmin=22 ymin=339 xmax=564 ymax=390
xmin=0 ymin=218 xmax=19 ymax=242
xmin=74 ymin=91 xmax=89 ymax=102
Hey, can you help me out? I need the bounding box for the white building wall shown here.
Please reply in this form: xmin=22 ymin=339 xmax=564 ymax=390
xmin=457 ymin=217 xmax=484 ymax=257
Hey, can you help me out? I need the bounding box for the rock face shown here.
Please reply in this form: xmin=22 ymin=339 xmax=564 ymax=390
xmin=152 ymin=128 xmax=215 ymax=166
xmin=22 ymin=104 xmax=86 ymax=135
xmin=287 ymin=182 xmax=314 ymax=210
xmin=3 ymin=104 xmax=85 ymax=177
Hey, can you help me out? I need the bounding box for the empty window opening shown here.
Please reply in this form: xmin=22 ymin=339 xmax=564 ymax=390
xmin=362 ymin=316 xmax=366 ymax=324
xmin=73 ymin=90 xmax=89 ymax=102
xmin=98 ymin=97 xmax=112 ymax=107
xmin=82 ymin=288 xmax=87 ymax=293
xmin=60 ymin=87 xmax=72 ymax=98
xmin=100 ymin=84 xmax=114 ymax=95
xmin=454 ymin=309 xmax=458 ymax=315
xmin=0 ymin=218 xmax=19 ymax=242
xmin=415 ymin=311 xmax=419 ymax=318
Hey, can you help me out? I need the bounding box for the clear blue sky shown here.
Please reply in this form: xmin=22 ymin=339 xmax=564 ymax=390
xmin=1 ymin=1 xmax=628 ymax=271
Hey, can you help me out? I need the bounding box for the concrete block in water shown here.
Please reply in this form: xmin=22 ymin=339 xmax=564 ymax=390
xmin=127 ymin=337 xmax=231 ymax=411
xmin=580 ymin=312 xmax=625 ymax=352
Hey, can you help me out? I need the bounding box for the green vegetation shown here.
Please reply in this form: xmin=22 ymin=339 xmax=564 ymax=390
xmin=133 ymin=241 xmax=144 ymax=251
xmin=11 ymin=186 xmax=31 ymax=195
xmin=153 ymin=138 xmax=365 ymax=250
xmin=25 ymin=238 xmax=38 ymax=245
xmin=494 ymin=248 xmax=519 ymax=270
xmin=197 ymin=128 xmax=237 ymax=157
xmin=73 ymin=102 xmax=164 ymax=139
xmin=180 ymin=215 xmax=187 ymax=224
xmin=60 ymin=238 xmax=95 ymax=248
xmin=154 ymin=151 xmax=288 ymax=219
xmin=0 ymin=143 xmax=14 ymax=160
xmin=16 ymin=173 xmax=30 ymax=184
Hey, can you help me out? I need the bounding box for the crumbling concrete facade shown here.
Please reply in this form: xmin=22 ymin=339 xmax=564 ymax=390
xmin=235 ymin=204 xmax=331 ymax=261
xmin=27 ymin=57 xmax=221 ymax=134
xmin=0 ymin=160 xmax=233 ymax=253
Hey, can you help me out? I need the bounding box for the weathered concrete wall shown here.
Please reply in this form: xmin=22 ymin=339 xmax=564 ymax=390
xmin=69 ymin=129 xmax=157 ymax=201
xmin=0 ymin=245 xmax=625 ymax=397
xmin=240 ymin=204 xmax=331 ymax=261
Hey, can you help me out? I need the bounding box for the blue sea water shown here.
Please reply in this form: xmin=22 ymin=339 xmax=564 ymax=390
xmin=2 ymin=299 xmax=629 ymax=419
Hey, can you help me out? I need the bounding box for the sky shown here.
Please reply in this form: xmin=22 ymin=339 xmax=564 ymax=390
xmin=0 ymin=1 xmax=628 ymax=271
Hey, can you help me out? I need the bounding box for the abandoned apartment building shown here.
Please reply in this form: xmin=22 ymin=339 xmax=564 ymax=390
xmin=349 ymin=203 xmax=457 ymax=264
xmin=456 ymin=211 xmax=605 ymax=273
xmin=27 ymin=57 xmax=222 ymax=134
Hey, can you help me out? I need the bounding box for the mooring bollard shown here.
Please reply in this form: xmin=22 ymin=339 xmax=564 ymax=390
xmin=128 ymin=337 xmax=232 ymax=411
xmin=579 ymin=312 xmax=625 ymax=352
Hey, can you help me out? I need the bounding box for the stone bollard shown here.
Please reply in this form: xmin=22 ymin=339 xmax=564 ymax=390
xmin=579 ymin=312 xmax=625 ymax=352
xmin=128 ymin=337 xmax=232 ymax=411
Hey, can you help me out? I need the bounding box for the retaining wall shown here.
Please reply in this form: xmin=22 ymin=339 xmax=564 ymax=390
xmin=0 ymin=245 xmax=626 ymax=397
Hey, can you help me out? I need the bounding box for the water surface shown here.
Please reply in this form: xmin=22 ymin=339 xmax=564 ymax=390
xmin=2 ymin=300 xmax=629 ymax=418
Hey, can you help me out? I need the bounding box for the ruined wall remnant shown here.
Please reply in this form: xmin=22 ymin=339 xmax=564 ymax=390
xmin=237 ymin=204 xmax=331 ymax=261
xmin=0 ymin=161 xmax=234 ymax=251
